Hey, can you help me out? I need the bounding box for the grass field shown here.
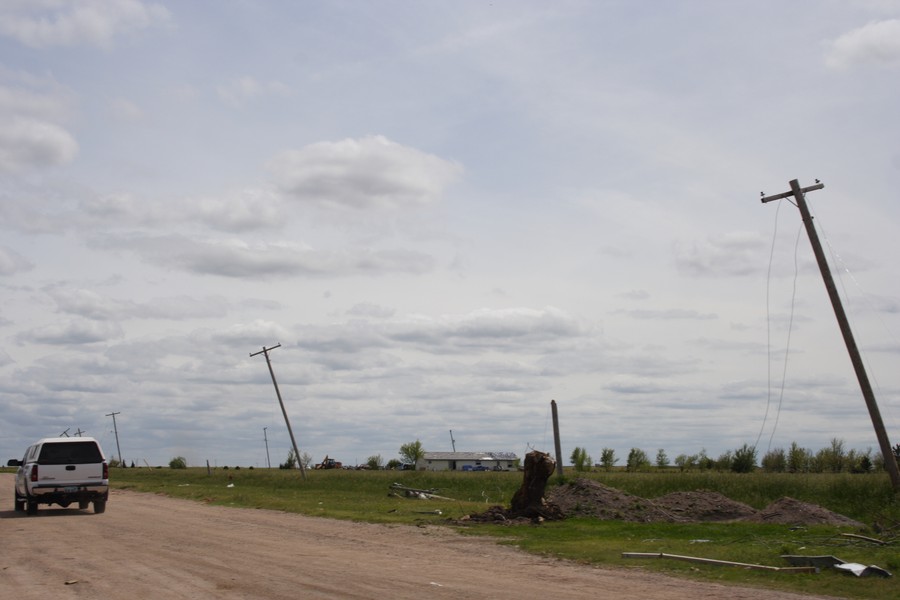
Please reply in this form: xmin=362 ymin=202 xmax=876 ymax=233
xmin=71 ymin=467 xmax=900 ymax=599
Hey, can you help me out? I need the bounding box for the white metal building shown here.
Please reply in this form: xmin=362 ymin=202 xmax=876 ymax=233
xmin=416 ymin=451 xmax=519 ymax=472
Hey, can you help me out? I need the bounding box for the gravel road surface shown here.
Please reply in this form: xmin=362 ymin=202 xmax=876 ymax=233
xmin=1 ymin=474 xmax=834 ymax=599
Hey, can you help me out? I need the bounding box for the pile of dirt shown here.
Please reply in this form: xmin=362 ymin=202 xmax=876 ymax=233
xmin=653 ymin=490 xmax=757 ymax=522
xmin=548 ymin=479 xmax=679 ymax=522
xmin=538 ymin=479 xmax=860 ymax=527
xmin=462 ymin=479 xmax=863 ymax=527
xmin=743 ymin=496 xmax=864 ymax=528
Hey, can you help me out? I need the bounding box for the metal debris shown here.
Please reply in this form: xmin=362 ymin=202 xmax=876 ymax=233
xmin=782 ymin=555 xmax=892 ymax=578
xmin=389 ymin=483 xmax=455 ymax=501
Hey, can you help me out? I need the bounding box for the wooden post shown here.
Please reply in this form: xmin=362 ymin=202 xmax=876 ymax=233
xmin=762 ymin=180 xmax=900 ymax=492
xmin=551 ymin=400 xmax=564 ymax=480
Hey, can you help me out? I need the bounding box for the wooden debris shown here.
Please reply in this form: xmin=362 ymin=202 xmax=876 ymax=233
xmin=841 ymin=532 xmax=888 ymax=545
xmin=622 ymin=552 xmax=816 ymax=573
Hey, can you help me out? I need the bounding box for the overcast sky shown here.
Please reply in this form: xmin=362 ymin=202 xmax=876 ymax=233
xmin=3 ymin=1 xmax=900 ymax=469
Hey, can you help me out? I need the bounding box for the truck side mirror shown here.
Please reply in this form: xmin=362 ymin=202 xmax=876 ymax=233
xmin=7 ymin=459 xmax=22 ymax=467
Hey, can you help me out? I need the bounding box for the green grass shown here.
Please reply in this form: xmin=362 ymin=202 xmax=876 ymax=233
xmin=109 ymin=466 xmax=517 ymax=523
xmin=99 ymin=467 xmax=900 ymax=599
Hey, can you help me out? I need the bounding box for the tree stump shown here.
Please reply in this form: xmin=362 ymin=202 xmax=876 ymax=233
xmin=509 ymin=450 xmax=563 ymax=520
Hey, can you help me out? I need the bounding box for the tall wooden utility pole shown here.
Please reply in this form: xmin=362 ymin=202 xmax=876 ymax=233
xmin=106 ymin=412 xmax=123 ymax=467
xmin=762 ymin=179 xmax=900 ymax=492
xmin=251 ymin=344 xmax=306 ymax=480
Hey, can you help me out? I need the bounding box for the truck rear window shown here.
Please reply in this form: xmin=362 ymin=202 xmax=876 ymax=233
xmin=38 ymin=442 xmax=103 ymax=465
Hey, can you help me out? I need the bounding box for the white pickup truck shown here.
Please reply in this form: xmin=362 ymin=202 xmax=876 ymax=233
xmin=11 ymin=437 xmax=109 ymax=515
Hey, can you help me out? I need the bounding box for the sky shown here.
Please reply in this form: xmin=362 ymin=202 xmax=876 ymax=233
xmin=2 ymin=1 xmax=900 ymax=469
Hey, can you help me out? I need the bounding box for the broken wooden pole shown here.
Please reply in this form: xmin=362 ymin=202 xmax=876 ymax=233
xmin=551 ymin=399 xmax=564 ymax=481
xmin=509 ymin=450 xmax=563 ymax=520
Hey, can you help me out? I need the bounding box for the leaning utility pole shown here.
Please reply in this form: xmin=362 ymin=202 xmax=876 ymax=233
xmin=263 ymin=427 xmax=271 ymax=469
xmin=106 ymin=412 xmax=123 ymax=467
xmin=250 ymin=344 xmax=306 ymax=480
xmin=762 ymin=179 xmax=900 ymax=492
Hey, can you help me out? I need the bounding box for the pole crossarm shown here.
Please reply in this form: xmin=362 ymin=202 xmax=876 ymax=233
xmin=761 ymin=182 xmax=823 ymax=203
xmin=761 ymin=178 xmax=900 ymax=492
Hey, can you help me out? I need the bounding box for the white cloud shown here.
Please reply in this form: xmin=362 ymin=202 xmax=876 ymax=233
xmin=616 ymin=308 xmax=718 ymax=321
xmin=674 ymin=232 xmax=770 ymax=278
xmin=110 ymin=97 xmax=144 ymax=121
xmin=299 ymin=307 xmax=588 ymax=357
xmin=89 ymin=234 xmax=436 ymax=279
xmin=20 ymin=318 xmax=124 ymax=345
xmin=0 ymin=0 xmax=172 ymax=48
xmin=0 ymin=79 xmax=73 ymax=121
xmin=826 ymin=19 xmax=900 ymax=69
xmin=80 ymin=189 xmax=287 ymax=233
xmin=268 ymin=136 xmax=463 ymax=211
xmin=0 ymin=246 xmax=34 ymax=275
xmin=47 ymin=287 xmax=230 ymax=321
xmin=346 ymin=302 xmax=396 ymax=319
xmin=213 ymin=320 xmax=293 ymax=346
xmin=217 ymin=76 xmax=289 ymax=108
xmin=0 ymin=77 xmax=77 ymax=173
xmin=188 ymin=188 xmax=286 ymax=233
xmin=0 ymin=186 xmax=287 ymax=235
xmin=0 ymin=116 xmax=78 ymax=172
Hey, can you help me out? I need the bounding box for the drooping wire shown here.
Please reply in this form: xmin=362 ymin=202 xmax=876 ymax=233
xmin=757 ymin=198 xmax=803 ymax=453
xmin=756 ymin=201 xmax=782 ymax=450
xmin=767 ymin=223 xmax=804 ymax=453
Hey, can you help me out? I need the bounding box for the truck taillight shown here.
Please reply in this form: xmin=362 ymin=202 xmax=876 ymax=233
xmin=30 ymin=464 xmax=38 ymax=482
xmin=103 ymin=462 xmax=109 ymax=479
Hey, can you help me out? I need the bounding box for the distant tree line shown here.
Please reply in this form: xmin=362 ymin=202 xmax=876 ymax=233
xmin=269 ymin=439 xmax=423 ymax=471
xmin=569 ymin=438 xmax=899 ymax=474
xmin=162 ymin=438 xmax=900 ymax=472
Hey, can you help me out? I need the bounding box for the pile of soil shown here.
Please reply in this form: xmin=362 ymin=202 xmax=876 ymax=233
xmin=653 ymin=490 xmax=758 ymax=522
xmin=464 ymin=478 xmax=863 ymax=527
xmin=548 ymin=479 xmax=679 ymax=522
xmin=744 ymin=496 xmax=864 ymax=528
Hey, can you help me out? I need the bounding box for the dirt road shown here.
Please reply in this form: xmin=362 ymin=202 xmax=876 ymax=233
xmin=1 ymin=474 xmax=832 ymax=599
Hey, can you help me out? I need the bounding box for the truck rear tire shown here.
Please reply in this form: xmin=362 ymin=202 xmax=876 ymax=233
xmin=26 ymin=500 xmax=38 ymax=515
xmin=93 ymin=499 xmax=106 ymax=514
xmin=14 ymin=495 xmax=25 ymax=512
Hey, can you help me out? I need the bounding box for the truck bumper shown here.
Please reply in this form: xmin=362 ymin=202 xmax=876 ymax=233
xmin=29 ymin=484 xmax=109 ymax=504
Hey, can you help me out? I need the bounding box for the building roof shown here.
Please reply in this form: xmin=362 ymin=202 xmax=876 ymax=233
xmin=422 ymin=451 xmax=518 ymax=461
